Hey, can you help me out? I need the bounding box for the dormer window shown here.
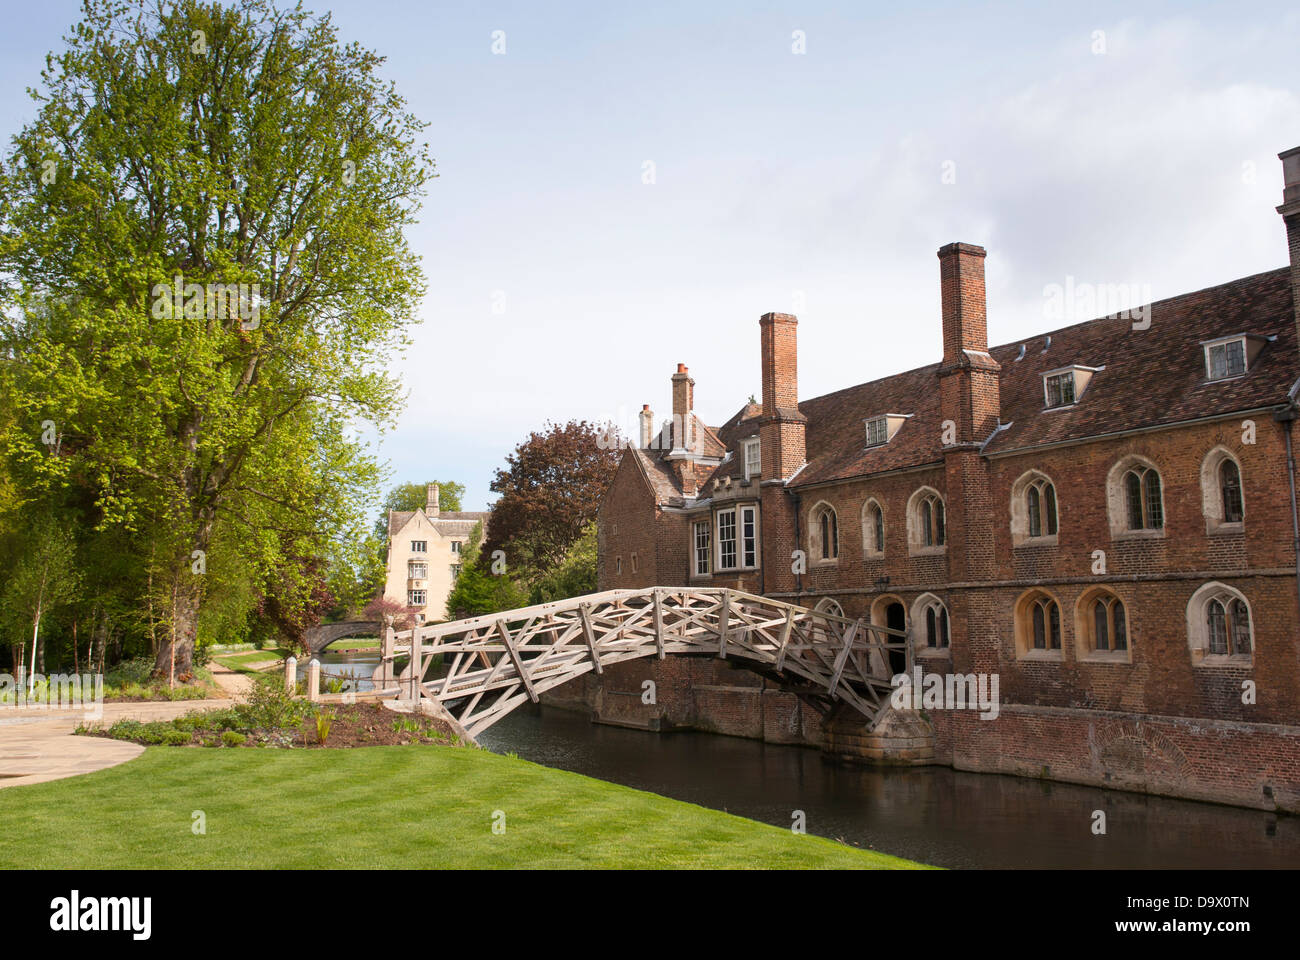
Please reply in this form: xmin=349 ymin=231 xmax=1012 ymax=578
xmin=1044 ymin=372 xmax=1075 ymax=407
xmin=1201 ymin=334 xmax=1271 ymax=382
xmin=1204 ymin=337 xmax=1246 ymax=380
xmin=1042 ymin=366 xmax=1100 ymax=409
xmin=865 ymin=414 xmax=910 ymax=448
xmin=743 ymin=438 xmax=761 ymax=479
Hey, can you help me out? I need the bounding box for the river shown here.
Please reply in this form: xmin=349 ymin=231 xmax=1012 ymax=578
xmin=314 ymin=648 xmax=1299 ymax=868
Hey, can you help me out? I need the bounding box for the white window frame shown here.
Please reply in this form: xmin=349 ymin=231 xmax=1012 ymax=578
xmin=411 ymin=540 xmax=427 ymax=553
xmin=865 ymin=416 xmax=889 ymax=447
xmin=741 ymin=505 xmax=758 ymax=568
xmin=1043 ymin=371 xmax=1076 ymax=408
xmin=451 ymin=541 xmax=461 ymax=554
xmin=743 ymin=438 xmax=761 ymax=480
xmin=408 ymin=589 xmax=426 ymax=606
xmin=693 ymin=520 xmax=711 ymax=576
xmin=1203 ymin=336 xmax=1248 ymax=381
xmin=716 ymin=508 xmax=738 ymax=571
xmin=408 ymin=561 xmax=428 ymax=579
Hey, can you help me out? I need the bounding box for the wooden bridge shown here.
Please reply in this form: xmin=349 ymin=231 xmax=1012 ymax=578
xmin=371 ymin=588 xmax=908 ymax=738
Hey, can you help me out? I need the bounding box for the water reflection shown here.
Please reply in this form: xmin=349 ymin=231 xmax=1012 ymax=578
xmin=476 ymin=704 xmax=1298 ymax=870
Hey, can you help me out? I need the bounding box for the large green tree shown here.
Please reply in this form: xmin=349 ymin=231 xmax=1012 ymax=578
xmin=0 ymin=0 xmax=431 ymax=675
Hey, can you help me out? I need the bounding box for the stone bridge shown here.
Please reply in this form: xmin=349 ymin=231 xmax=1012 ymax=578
xmin=303 ymin=620 xmax=382 ymax=656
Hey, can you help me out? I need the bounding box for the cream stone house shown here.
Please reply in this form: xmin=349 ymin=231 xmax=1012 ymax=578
xmin=384 ymin=483 xmax=490 ymax=624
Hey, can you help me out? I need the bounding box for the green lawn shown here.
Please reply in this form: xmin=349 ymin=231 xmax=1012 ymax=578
xmin=213 ymin=648 xmax=290 ymax=670
xmin=0 ymin=746 xmax=928 ymax=869
xmin=324 ymin=637 xmax=380 ymax=650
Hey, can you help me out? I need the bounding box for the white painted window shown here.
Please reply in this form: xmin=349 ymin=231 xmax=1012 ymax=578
xmin=411 ymin=540 xmax=427 ymax=553
xmin=408 ymin=561 xmax=427 ymax=579
xmin=717 ymin=509 xmax=738 ymax=571
xmin=1204 ymin=337 xmax=1247 ymax=380
xmin=743 ymin=438 xmax=761 ymax=479
xmin=1044 ymin=371 xmax=1076 ymax=408
xmin=865 ymin=416 xmax=889 ymax=447
xmin=693 ymin=520 xmax=711 ymax=576
xmin=450 ymin=564 xmax=461 ymax=581
xmin=408 ymin=589 xmax=426 ymax=606
xmin=451 ymin=541 xmax=461 ymax=554
xmin=741 ymin=506 xmax=758 ymax=567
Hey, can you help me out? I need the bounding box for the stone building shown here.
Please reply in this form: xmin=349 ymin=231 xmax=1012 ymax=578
xmin=384 ymin=483 xmax=490 ymax=624
xmin=585 ymin=146 xmax=1300 ymax=812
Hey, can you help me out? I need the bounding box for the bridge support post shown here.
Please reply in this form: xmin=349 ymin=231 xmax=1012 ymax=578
xmin=408 ymin=634 xmax=422 ymax=702
xmin=284 ymin=656 xmax=297 ymax=694
xmin=308 ymin=659 xmax=321 ymax=702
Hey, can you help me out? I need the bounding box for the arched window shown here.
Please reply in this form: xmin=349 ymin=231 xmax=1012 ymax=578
xmin=1108 ymin=457 xmax=1165 ymax=537
xmin=1124 ymin=466 xmax=1163 ymax=530
xmin=1015 ymin=590 xmax=1063 ymax=657
xmin=862 ymin=499 xmax=885 ymax=556
xmin=1075 ymin=589 xmax=1129 ymax=660
xmin=910 ymin=594 xmax=950 ymax=654
xmin=1206 ymin=597 xmax=1251 ymax=655
xmin=909 ymin=488 xmax=946 ymax=552
xmin=1186 ymin=582 xmax=1254 ymax=664
xmin=1200 ymin=448 xmax=1245 ymax=533
xmin=809 ymin=502 xmax=839 ymax=561
xmin=1220 ymin=460 xmax=1244 ymax=523
xmin=1010 ymin=471 xmax=1059 ymax=545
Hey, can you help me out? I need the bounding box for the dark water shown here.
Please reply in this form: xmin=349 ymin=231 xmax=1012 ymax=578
xmin=477 ymin=705 xmax=1299 ymax=870
xmin=316 ymin=649 xmax=1298 ymax=868
xmin=313 ymin=648 xmax=383 ymax=690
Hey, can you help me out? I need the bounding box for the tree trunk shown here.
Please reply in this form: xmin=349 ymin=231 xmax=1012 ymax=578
xmin=153 ymin=575 xmax=201 ymax=680
xmin=94 ymin=606 xmax=108 ymax=676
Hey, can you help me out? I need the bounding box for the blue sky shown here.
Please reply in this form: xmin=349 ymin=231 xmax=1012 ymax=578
xmin=2 ymin=1 xmax=1298 ymax=512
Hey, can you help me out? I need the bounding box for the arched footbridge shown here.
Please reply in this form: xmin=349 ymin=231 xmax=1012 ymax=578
xmin=304 ymin=620 xmax=383 ymax=656
xmin=373 ymin=588 xmax=907 ymax=738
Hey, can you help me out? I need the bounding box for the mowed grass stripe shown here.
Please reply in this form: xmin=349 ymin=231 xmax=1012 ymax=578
xmin=0 ymin=746 xmax=930 ymax=869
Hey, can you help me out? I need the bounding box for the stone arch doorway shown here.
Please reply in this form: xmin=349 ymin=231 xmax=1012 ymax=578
xmin=870 ymin=595 xmax=908 ymax=677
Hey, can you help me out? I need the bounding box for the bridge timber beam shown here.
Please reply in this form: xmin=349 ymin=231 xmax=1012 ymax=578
xmin=379 ymin=587 xmax=907 ymax=738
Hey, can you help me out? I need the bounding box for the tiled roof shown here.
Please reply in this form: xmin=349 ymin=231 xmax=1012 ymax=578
xmin=791 ymin=267 xmax=1296 ymax=487
xmin=631 ymin=267 xmax=1297 ymax=502
xmin=388 ymin=509 xmax=491 ymax=538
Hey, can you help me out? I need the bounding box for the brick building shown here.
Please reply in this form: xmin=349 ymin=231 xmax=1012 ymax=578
xmin=586 ymin=147 xmax=1300 ymax=812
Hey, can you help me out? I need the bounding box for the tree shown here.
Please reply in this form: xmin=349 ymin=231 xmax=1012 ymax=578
xmin=484 ymin=421 xmax=619 ymax=583
xmin=2 ymin=515 xmax=81 ymax=691
xmin=445 ymin=522 xmax=527 ymax=620
xmin=529 ymin=522 xmax=597 ymax=605
xmin=0 ymin=0 xmax=431 ymax=676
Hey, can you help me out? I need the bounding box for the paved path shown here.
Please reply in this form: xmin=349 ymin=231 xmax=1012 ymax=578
xmin=208 ymin=657 xmax=256 ymax=697
xmin=0 ymin=698 xmax=237 ymax=790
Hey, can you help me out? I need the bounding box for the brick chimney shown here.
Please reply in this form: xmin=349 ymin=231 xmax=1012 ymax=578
xmin=426 ymin=482 xmax=440 ymax=518
xmin=638 ymin=404 xmax=654 ymax=449
xmin=758 ymin=313 xmax=806 ymax=479
xmin=1278 ymin=146 xmax=1300 ymax=349
xmin=936 ymin=243 xmax=1000 ymax=680
xmin=937 ymin=242 xmax=1001 ymax=443
xmin=669 ymin=363 xmax=696 ymax=454
xmin=757 ymin=312 xmax=807 ymax=594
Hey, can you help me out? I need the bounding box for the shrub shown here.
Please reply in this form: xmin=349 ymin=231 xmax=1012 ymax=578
xmin=221 ymin=730 xmax=246 ymax=747
xmin=237 ymin=675 xmax=312 ymax=731
xmin=315 ymin=712 xmax=334 ymax=744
